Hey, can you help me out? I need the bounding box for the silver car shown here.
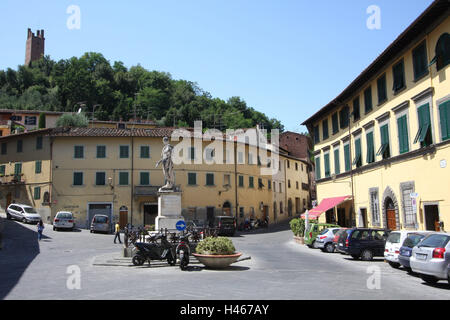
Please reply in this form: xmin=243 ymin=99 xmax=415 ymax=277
xmin=410 ymin=232 xmax=450 ymax=285
xmin=90 ymin=215 xmax=110 ymax=234
xmin=6 ymin=204 xmax=41 ymax=224
xmin=53 ymin=211 xmax=75 ymax=231
xmin=315 ymin=228 xmax=341 ymax=253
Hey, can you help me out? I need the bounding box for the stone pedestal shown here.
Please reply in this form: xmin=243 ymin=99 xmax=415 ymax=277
xmin=155 ymin=192 xmax=184 ymax=231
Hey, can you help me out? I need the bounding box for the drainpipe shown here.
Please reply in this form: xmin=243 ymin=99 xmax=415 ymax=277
xmin=234 ymin=138 xmax=238 ymax=224
xmin=348 ymin=106 xmax=356 ymax=227
xmin=131 ymin=134 xmax=134 ymax=226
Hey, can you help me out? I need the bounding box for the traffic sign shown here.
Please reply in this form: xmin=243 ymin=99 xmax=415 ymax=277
xmin=176 ymin=220 xmax=186 ymax=231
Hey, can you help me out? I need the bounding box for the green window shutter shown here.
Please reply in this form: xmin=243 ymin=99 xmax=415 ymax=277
xmin=332 ymin=113 xmax=339 ymax=134
xmin=35 ymin=160 xmax=42 ymax=174
xmin=36 ymin=136 xmax=43 ymax=150
xmin=206 ymin=173 xmax=214 ymax=186
xmin=0 ymin=165 xmax=5 ymax=175
xmin=188 ymin=173 xmax=197 ymax=185
xmin=344 ymin=144 xmax=350 ymax=172
xmin=189 ymin=147 xmax=195 ymax=160
xmin=140 ymin=172 xmax=150 ymax=185
xmin=377 ymin=125 xmax=390 ymax=159
xmin=96 ymin=172 xmax=106 ymax=185
xmin=238 ymin=175 xmax=244 ymax=187
xmin=97 ymin=146 xmax=106 ymax=158
xmin=314 ymin=126 xmax=320 ymax=144
xmin=334 ymin=149 xmax=340 ymax=175
xmin=140 ymin=146 xmax=150 ymax=158
xmin=34 ymin=187 xmax=41 ymax=200
xmin=393 ymin=60 xmax=405 ymax=92
xmin=73 ymin=172 xmax=83 ymax=186
xmin=322 ymin=120 xmax=329 ymax=140
xmin=414 ymin=103 xmax=432 ymax=147
xmin=353 ymin=98 xmax=360 ymax=121
xmin=366 ymin=132 xmax=375 ymax=163
xmin=315 ymin=157 xmax=321 ymax=180
xmin=324 ymin=153 xmax=330 ymax=177
xmin=413 ymin=42 xmax=428 ymax=80
xmin=74 ymin=146 xmax=84 ymax=158
xmin=353 ymin=139 xmax=362 ymax=167
xmin=120 ymin=146 xmax=129 ymax=158
xmin=439 ymin=101 xmax=450 ymax=141
xmin=377 ymin=74 xmax=387 ymax=104
xmin=249 ymin=176 xmax=254 ymax=188
xmin=14 ymin=163 xmax=22 ymax=175
xmin=119 ymin=172 xmax=129 ymax=185
xmin=364 ymin=87 xmax=373 ymax=114
xmin=397 ymin=115 xmax=409 ymax=154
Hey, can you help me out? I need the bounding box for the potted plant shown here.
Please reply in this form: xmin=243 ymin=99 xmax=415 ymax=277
xmin=290 ymin=218 xmax=305 ymax=244
xmin=193 ymin=237 xmax=242 ymax=269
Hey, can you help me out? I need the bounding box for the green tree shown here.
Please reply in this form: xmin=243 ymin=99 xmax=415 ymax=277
xmin=38 ymin=113 xmax=46 ymax=129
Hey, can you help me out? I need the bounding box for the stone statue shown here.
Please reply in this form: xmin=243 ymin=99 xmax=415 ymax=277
xmin=156 ymin=137 xmax=175 ymax=192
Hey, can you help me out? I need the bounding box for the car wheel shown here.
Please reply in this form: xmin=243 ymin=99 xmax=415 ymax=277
xmin=22 ymin=217 xmax=27 ymax=224
xmin=53 ymin=226 xmax=56 ymax=231
xmin=361 ymin=249 xmax=373 ymax=261
xmin=421 ymin=275 xmax=438 ymax=284
xmin=388 ymin=261 xmax=401 ymax=269
xmin=351 ymin=254 xmax=360 ymax=260
xmin=90 ymin=230 xmax=93 ymax=233
xmin=325 ymin=243 xmax=335 ymax=253
xmin=6 ymin=213 xmax=11 ymax=220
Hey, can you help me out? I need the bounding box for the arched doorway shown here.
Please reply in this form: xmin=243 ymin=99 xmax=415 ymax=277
xmin=385 ymin=198 xmax=396 ymax=230
xmin=222 ymin=201 xmax=231 ymax=216
xmin=382 ymin=186 xmax=400 ymax=230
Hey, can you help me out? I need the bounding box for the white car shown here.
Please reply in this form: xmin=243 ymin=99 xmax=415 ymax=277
xmin=6 ymin=204 xmax=41 ymax=224
xmin=53 ymin=211 xmax=75 ymax=231
xmin=384 ymin=230 xmax=432 ymax=268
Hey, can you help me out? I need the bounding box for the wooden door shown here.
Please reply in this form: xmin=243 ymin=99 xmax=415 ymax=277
xmin=387 ymin=209 xmax=397 ymax=230
xmin=119 ymin=210 xmax=128 ymax=229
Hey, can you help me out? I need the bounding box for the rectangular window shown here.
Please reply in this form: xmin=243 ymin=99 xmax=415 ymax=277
xmin=25 ymin=116 xmax=37 ymax=126
xmin=238 ymin=175 xmax=244 ymax=187
xmin=366 ymin=131 xmax=375 ymax=164
xmin=224 ymin=174 xmax=231 ymax=186
xmin=17 ymin=140 xmax=23 ymax=153
xmin=339 ymin=106 xmax=349 ymax=129
xmin=315 ymin=157 xmax=321 ymax=180
xmin=140 ymin=172 xmax=150 ymax=186
xmin=259 ymin=178 xmax=264 ymax=189
xmin=206 ymin=173 xmax=214 ymax=186
xmin=344 ymin=144 xmax=351 ymax=172
xmin=96 ymin=145 xmax=106 ymax=158
xmin=238 ymin=152 xmax=244 ymax=164
xmin=120 ymin=145 xmax=129 ymax=158
xmin=119 ymin=172 xmax=129 ymax=185
xmin=377 ymin=124 xmax=390 ymax=159
xmin=33 ymin=187 xmax=41 ymax=200
xmin=412 ymin=41 xmax=428 ymax=81
xmin=36 ymin=136 xmax=43 ymax=150
xmin=96 ymin=172 xmax=106 ymax=186
xmin=248 ymin=153 xmax=253 ymax=165
xmin=14 ymin=163 xmax=22 ymax=175
xmin=370 ymin=190 xmax=380 ymax=226
xmin=313 ymin=125 xmax=320 ymax=144
xmin=397 ymin=115 xmax=409 ymax=154
xmin=322 ymin=119 xmax=329 ymax=140
xmin=324 ymin=153 xmax=330 ymax=177
xmin=1 ymin=143 xmax=7 ymax=155
xmin=188 ymin=147 xmax=195 ymax=161
xmin=334 ymin=148 xmax=340 ymax=175
xmin=392 ymin=60 xmax=406 ymax=93
xmin=249 ymin=176 xmax=254 ymax=188
xmin=73 ymin=172 xmax=83 ymax=186
xmin=35 ymin=160 xmax=42 ymax=174
xmin=140 ymin=146 xmax=150 ymax=159
xmin=74 ymin=145 xmax=84 ymax=159
xmin=439 ymin=100 xmax=450 ymax=141
xmin=268 ymin=180 xmax=272 ymax=190
xmin=401 ymin=184 xmax=416 ymax=228
xmin=0 ymin=165 xmax=5 ymax=175
xmin=414 ymin=103 xmax=432 ymax=147
xmin=377 ymin=74 xmax=387 ymax=104
xmin=332 ymin=113 xmax=339 ymax=134
xmin=353 ymin=97 xmax=360 ymax=121
xmin=364 ymin=87 xmax=373 ymax=114
xmin=188 ymin=172 xmax=197 ymax=186
xmin=353 ymin=138 xmax=362 ymax=168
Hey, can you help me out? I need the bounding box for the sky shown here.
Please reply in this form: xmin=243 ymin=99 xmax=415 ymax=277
xmin=0 ymin=0 xmax=435 ymax=133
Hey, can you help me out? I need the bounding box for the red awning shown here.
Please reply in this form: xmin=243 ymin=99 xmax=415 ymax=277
xmin=301 ymin=196 xmax=351 ymax=219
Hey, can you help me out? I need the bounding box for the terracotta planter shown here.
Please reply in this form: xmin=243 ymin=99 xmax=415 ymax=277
xmin=294 ymin=236 xmax=305 ymax=244
xmin=193 ymin=252 xmax=243 ymax=269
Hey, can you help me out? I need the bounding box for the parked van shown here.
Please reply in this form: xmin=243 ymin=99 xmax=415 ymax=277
xmin=90 ymin=215 xmax=110 ymax=234
xmin=6 ymin=204 xmax=41 ymax=224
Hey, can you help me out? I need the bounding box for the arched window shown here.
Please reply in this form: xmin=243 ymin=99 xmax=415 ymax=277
xmin=432 ymin=33 xmax=450 ymax=71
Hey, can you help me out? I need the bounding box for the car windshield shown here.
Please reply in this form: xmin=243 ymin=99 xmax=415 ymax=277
xmin=419 ymin=234 xmax=450 ymax=248
xmin=387 ymin=232 xmax=401 ymax=243
xmin=57 ymin=213 xmax=72 ymax=219
xmin=24 ymin=207 xmax=37 ymax=214
xmin=94 ymin=216 xmax=108 ymax=223
xmin=403 ymin=234 xmax=425 ymax=248
xmin=319 ymin=228 xmax=329 ymax=235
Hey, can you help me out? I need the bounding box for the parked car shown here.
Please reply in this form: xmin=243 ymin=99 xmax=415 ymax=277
xmin=336 ymin=228 xmax=390 ymax=261
xmin=384 ymin=230 xmax=417 ymax=268
xmin=398 ymin=231 xmax=436 ymax=270
xmin=214 ymin=216 xmax=237 ymax=236
xmin=6 ymin=204 xmax=41 ymax=224
xmin=90 ymin=215 xmax=111 ymax=234
xmin=315 ymin=227 xmax=341 ymax=253
xmin=410 ymin=232 xmax=450 ymax=285
xmin=334 ymin=228 xmax=350 ymax=254
xmin=53 ymin=211 xmax=75 ymax=231
xmin=305 ymin=223 xmax=340 ymax=248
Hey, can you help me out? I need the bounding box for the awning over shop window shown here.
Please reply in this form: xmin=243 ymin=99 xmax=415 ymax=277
xmin=301 ymin=196 xmax=352 ymax=220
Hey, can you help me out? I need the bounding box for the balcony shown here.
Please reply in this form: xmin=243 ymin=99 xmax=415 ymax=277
xmin=0 ymin=174 xmax=25 ymax=185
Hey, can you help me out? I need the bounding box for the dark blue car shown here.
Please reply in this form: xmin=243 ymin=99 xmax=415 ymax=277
xmin=336 ymin=228 xmax=390 ymax=261
xmin=398 ymin=231 xmax=436 ymax=269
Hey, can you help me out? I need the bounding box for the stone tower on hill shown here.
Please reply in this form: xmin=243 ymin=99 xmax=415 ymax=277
xmin=25 ymin=28 xmax=45 ymax=66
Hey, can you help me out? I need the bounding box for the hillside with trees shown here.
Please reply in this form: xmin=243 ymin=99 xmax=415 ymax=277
xmin=0 ymin=52 xmax=284 ymax=131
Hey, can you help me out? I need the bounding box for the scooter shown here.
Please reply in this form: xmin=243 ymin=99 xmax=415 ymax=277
xmin=132 ymin=232 xmax=176 ymax=267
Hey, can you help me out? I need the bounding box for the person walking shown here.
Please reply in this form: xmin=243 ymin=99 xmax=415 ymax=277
xmin=114 ymin=222 xmax=122 ymax=244
xmin=37 ymin=220 xmax=44 ymax=241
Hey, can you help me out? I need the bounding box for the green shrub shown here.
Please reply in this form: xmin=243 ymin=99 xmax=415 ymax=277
xmin=290 ymin=218 xmax=316 ymax=237
xmin=56 ymin=113 xmax=88 ymax=128
xmin=195 ymin=236 xmax=236 ymax=255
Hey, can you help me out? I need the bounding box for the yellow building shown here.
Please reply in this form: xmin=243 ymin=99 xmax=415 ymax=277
xmin=302 ymin=0 xmax=450 ymax=231
xmin=0 ymin=126 xmax=310 ymax=229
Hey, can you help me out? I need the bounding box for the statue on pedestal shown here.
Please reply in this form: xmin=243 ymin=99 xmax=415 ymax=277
xmin=156 ymin=137 xmax=175 ymax=192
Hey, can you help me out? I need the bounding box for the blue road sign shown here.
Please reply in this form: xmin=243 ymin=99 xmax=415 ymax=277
xmin=176 ymin=220 xmax=186 ymax=231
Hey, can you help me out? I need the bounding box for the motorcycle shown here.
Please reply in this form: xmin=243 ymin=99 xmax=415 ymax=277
xmin=132 ymin=232 xmax=176 ymax=267
xmin=169 ymin=231 xmax=192 ymax=270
